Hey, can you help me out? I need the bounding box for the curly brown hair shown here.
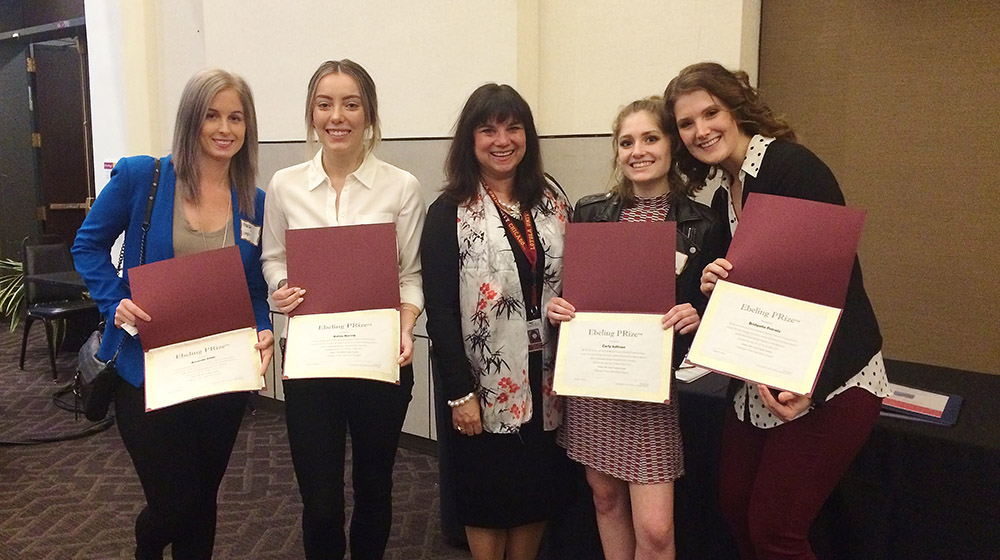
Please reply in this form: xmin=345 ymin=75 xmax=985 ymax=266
xmin=663 ymin=62 xmax=796 ymax=187
xmin=609 ymin=96 xmax=695 ymax=204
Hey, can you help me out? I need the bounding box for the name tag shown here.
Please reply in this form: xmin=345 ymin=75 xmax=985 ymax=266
xmin=675 ymin=252 xmax=689 ymax=275
xmin=527 ymin=318 xmax=545 ymax=353
xmin=241 ymin=220 xmax=262 ymax=246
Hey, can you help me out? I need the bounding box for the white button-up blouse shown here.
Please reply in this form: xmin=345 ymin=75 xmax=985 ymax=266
xmin=260 ymin=150 xmax=426 ymax=312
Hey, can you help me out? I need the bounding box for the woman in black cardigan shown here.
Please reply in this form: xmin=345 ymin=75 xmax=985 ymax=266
xmin=664 ymin=62 xmax=890 ymax=560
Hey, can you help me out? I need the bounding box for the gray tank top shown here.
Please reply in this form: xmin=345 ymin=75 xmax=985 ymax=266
xmin=172 ymin=187 xmax=235 ymax=256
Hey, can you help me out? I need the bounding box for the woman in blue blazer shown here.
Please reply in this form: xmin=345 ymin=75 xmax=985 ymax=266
xmin=72 ymin=69 xmax=273 ymax=560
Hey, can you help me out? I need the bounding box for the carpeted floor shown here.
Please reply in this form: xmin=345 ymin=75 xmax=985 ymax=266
xmin=0 ymin=326 xmax=471 ymax=559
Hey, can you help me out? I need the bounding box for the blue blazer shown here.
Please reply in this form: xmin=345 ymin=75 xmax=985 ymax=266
xmin=72 ymin=155 xmax=272 ymax=387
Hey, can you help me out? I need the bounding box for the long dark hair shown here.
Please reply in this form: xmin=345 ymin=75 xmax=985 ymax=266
xmin=443 ymin=83 xmax=548 ymax=209
xmin=664 ymin=62 xmax=796 ymax=187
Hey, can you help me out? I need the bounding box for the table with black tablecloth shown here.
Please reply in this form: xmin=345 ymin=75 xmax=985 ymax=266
xmin=435 ymin=358 xmax=1000 ymax=559
xmin=674 ymin=360 xmax=1000 ymax=560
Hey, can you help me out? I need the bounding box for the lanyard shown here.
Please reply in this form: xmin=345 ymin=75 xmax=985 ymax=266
xmin=484 ymin=187 xmax=539 ymax=311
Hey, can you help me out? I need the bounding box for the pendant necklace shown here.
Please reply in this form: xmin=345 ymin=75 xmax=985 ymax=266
xmin=483 ymin=181 xmax=521 ymax=216
xmin=197 ymin=178 xmax=232 ymax=250
xmin=199 ymin=199 xmax=231 ymax=250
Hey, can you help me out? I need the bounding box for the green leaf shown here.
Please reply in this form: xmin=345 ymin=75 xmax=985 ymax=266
xmin=0 ymin=264 xmax=24 ymax=332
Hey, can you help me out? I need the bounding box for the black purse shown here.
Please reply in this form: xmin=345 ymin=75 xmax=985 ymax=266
xmin=75 ymin=328 xmax=123 ymax=421
xmin=73 ymin=158 xmax=161 ymax=421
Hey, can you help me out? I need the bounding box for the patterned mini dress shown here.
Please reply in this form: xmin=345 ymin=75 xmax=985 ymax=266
xmin=557 ymin=193 xmax=684 ymax=483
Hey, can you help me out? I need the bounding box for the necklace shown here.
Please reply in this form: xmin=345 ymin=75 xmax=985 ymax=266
xmin=495 ymin=197 xmax=521 ymax=216
xmin=483 ymin=182 xmax=521 ymax=216
xmin=197 ymin=197 xmax=232 ymax=251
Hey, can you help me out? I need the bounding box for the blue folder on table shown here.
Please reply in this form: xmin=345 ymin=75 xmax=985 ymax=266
xmin=881 ymin=384 xmax=962 ymax=427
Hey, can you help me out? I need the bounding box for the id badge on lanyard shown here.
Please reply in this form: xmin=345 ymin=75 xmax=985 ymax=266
xmin=527 ymin=318 xmax=544 ymax=353
xmin=485 ymin=186 xmax=544 ymax=353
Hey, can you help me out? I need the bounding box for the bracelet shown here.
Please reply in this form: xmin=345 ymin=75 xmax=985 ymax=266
xmin=447 ymin=392 xmax=476 ymax=408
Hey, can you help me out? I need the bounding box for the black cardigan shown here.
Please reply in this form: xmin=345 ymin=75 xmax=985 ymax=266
xmin=711 ymin=139 xmax=883 ymax=403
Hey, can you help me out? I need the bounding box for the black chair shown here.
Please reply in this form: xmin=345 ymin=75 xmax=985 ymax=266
xmin=18 ymin=238 xmax=99 ymax=380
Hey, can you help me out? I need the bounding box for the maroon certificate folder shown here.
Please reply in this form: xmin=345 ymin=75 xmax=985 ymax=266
xmin=725 ymin=193 xmax=866 ymax=309
xmin=562 ymin=222 xmax=675 ymax=313
xmin=129 ymin=245 xmax=256 ymax=350
xmin=285 ymin=223 xmax=400 ymax=316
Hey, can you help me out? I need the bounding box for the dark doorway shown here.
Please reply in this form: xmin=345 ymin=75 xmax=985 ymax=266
xmin=0 ymin=43 xmax=38 ymax=260
xmin=31 ymin=37 xmax=93 ymax=247
xmin=0 ymin=0 xmax=88 ymax=259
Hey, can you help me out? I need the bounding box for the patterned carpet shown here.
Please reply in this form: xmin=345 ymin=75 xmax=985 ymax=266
xmin=0 ymin=326 xmax=471 ymax=559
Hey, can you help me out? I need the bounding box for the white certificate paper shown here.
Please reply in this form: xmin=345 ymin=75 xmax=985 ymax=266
xmin=687 ymin=280 xmax=841 ymax=395
xmin=283 ymin=308 xmax=400 ymax=383
xmin=143 ymin=326 xmax=263 ymax=411
xmin=553 ymin=312 xmax=673 ymax=403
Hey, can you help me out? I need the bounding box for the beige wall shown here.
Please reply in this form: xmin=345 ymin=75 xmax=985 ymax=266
xmin=87 ymin=0 xmax=760 ymax=160
xmin=259 ymin=136 xmax=614 ymax=211
xmin=760 ymin=0 xmax=1000 ymax=375
xmin=88 ymin=0 xmax=760 ymax=233
xmin=536 ymin=0 xmax=760 ymax=134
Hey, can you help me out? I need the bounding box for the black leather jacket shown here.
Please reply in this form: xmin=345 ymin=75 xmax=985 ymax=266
xmin=573 ymin=192 xmax=727 ymax=365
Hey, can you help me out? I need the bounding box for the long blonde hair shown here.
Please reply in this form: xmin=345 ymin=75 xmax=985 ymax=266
xmin=609 ymin=96 xmax=692 ymax=204
xmin=304 ymin=59 xmax=381 ymax=157
xmin=172 ymin=69 xmax=259 ymax=218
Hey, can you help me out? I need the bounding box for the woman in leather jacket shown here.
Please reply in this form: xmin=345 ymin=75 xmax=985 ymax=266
xmin=547 ymin=96 xmax=725 ymax=559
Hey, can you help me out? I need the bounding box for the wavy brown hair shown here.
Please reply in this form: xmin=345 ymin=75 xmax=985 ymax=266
xmin=172 ymin=69 xmax=258 ymax=218
xmin=442 ymin=83 xmax=549 ymax=210
xmin=664 ymin=62 xmax=796 ymax=187
xmin=609 ymin=96 xmax=694 ymax=205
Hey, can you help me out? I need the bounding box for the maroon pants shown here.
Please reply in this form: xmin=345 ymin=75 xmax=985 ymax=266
xmin=719 ymin=387 xmax=882 ymax=560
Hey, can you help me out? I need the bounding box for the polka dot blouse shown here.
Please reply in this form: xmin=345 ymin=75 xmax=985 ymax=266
xmin=721 ymin=135 xmax=890 ymax=429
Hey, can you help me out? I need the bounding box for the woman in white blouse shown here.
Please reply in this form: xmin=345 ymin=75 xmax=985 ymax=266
xmin=260 ymin=59 xmax=425 ymax=560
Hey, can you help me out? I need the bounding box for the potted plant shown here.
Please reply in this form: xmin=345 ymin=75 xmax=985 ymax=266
xmin=0 ymin=258 xmax=24 ymax=332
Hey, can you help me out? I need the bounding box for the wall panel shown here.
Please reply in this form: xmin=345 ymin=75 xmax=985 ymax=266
xmin=760 ymin=0 xmax=1000 ymax=374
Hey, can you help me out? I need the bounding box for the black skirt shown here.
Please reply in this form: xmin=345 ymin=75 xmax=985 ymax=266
xmin=447 ymin=352 xmax=575 ymax=528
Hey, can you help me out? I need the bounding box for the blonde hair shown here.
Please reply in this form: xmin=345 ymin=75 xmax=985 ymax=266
xmin=304 ymin=59 xmax=381 ymax=157
xmin=172 ymin=69 xmax=258 ymax=218
xmin=609 ymin=96 xmax=691 ymax=204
